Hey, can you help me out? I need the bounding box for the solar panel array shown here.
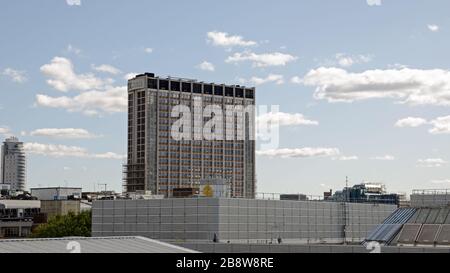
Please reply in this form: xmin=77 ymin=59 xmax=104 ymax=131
xmin=395 ymin=208 xmax=450 ymax=246
xmin=365 ymin=208 xmax=417 ymax=245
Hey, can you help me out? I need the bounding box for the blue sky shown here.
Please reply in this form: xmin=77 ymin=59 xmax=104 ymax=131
xmin=1 ymin=0 xmax=450 ymax=195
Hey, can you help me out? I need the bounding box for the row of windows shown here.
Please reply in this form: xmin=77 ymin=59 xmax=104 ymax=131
xmin=147 ymin=79 xmax=255 ymax=99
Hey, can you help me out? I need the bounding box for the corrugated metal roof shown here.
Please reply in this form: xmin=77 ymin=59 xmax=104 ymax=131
xmin=0 ymin=236 xmax=198 ymax=253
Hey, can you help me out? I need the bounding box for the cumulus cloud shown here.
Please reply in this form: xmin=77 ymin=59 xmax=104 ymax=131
xmin=226 ymin=51 xmax=297 ymax=67
xmin=429 ymin=116 xmax=450 ymax=134
xmin=301 ymin=67 xmax=450 ymax=106
xmin=417 ymin=158 xmax=447 ymax=168
xmin=240 ymin=74 xmax=284 ymax=86
xmin=66 ymin=0 xmax=81 ymax=6
xmin=29 ymin=128 xmax=100 ymax=139
xmin=257 ymin=112 xmax=318 ymax=127
xmin=428 ymin=24 xmax=440 ymax=32
xmin=366 ymin=0 xmax=382 ymax=6
xmin=395 ymin=117 xmax=428 ymax=128
xmin=395 ymin=115 xmax=450 ymax=134
xmin=2 ymin=68 xmax=27 ymax=83
xmin=207 ymin=31 xmax=257 ymax=48
xmin=144 ymin=48 xmax=153 ymax=54
xmin=40 ymin=57 xmax=113 ymax=92
xmin=256 ymin=147 xmax=340 ymax=158
xmin=24 ymin=142 xmax=124 ymax=159
xmin=371 ymin=155 xmax=395 ymax=161
xmin=196 ymin=61 xmax=215 ymax=72
xmin=92 ymin=64 xmax=121 ymax=75
xmin=35 ymin=86 xmax=127 ymax=116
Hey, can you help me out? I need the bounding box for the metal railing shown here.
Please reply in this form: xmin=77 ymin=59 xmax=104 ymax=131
xmin=412 ymin=189 xmax=450 ymax=195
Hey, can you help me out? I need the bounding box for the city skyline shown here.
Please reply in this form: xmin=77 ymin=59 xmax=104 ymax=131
xmin=1 ymin=0 xmax=450 ymax=195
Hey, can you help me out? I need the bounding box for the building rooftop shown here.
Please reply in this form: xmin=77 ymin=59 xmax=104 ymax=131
xmin=30 ymin=187 xmax=82 ymax=190
xmin=0 ymin=200 xmax=40 ymax=209
xmin=0 ymin=236 xmax=198 ymax=253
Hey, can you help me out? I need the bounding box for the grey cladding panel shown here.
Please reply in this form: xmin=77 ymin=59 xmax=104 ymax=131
xmin=397 ymin=224 xmax=422 ymax=244
xmin=417 ymin=224 xmax=440 ymax=244
xmin=436 ymin=224 xmax=450 ymax=245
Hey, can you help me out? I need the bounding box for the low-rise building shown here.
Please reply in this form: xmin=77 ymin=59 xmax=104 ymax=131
xmin=30 ymin=187 xmax=82 ymax=201
xmin=0 ymin=200 xmax=40 ymax=238
xmin=40 ymin=200 xmax=80 ymax=219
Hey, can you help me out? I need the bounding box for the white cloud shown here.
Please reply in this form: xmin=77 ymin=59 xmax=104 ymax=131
xmin=66 ymin=0 xmax=81 ymax=6
xmin=2 ymin=68 xmax=27 ymax=83
xmin=35 ymin=86 xmax=127 ymax=116
xmin=124 ymin=73 xmax=139 ymax=80
xmin=257 ymin=112 xmax=318 ymax=127
xmin=91 ymin=152 xmax=125 ymax=160
xmin=428 ymin=24 xmax=440 ymax=32
xmin=417 ymin=158 xmax=447 ymax=168
xmin=0 ymin=127 xmax=11 ymax=136
xmin=371 ymin=155 xmax=395 ymax=161
xmin=63 ymin=167 xmax=72 ymax=171
xmin=333 ymin=155 xmax=359 ymax=161
xmin=429 ymin=115 xmax=450 ymax=134
xmin=92 ymin=64 xmax=121 ymax=75
xmin=395 ymin=117 xmax=428 ymax=128
xmin=301 ymin=67 xmax=450 ymax=106
xmin=240 ymin=74 xmax=284 ymax=86
xmin=431 ymin=179 xmax=450 ymax=184
xmin=290 ymin=76 xmax=303 ymax=84
xmin=40 ymin=57 xmax=113 ymax=92
xmin=366 ymin=0 xmax=382 ymax=6
xmin=144 ymin=48 xmax=153 ymax=54
xmin=207 ymin=31 xmax=257 ymax=48
xmin=196 ymin=61 xmax=215 ymax=72
xmin=66 ymin=44 xmax=81 ymax=55
xmin=29 ymin=128 xmax=100 ymax=139
xmin=226 ymin=51 xmax=297 ymax=67
xmin=24 ymin=142 xmax=124 ymax=160
xmin=256 ymin=147 xmax=340 ymax=158
xmin=334 ymin=53 xmax=372 ymax=68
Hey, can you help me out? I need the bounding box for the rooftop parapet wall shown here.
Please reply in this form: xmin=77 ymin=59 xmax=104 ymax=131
xmin=411 ymin=190 xmax=450 ymax=208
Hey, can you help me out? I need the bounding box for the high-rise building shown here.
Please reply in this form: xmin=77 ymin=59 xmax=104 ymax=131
xmin=125 ymin=73 xmax=256 ymax=198
xmin=1 ymin=137 xmax=26 ymax=191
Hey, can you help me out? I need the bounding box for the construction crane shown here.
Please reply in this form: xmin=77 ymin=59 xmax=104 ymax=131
xmin=98 ymin=183 xmax=107 ymax=193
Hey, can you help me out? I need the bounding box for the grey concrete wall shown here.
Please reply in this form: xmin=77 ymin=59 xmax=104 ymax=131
xmin=411 ymin=194 xmax=450 ymax=208
xmin=92 ymin=198 xmax=396 ymax=244
xmin=174 ymin=242 xmax=450 ymax=253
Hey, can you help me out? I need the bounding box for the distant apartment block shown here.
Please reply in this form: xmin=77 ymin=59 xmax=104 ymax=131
xmin=125 ymin=73 xmax=256 ymax=199
xmin=1 ymin=137 xmax=26 ymax=191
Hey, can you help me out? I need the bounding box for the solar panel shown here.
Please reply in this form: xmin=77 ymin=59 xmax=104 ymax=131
xmin=445 ymin=210 xmax=450 ymax=224
xmin=407 ymin=209 xmax=421 ymax=223
xmin=436 ymin=224 xmax=450 ymax=245
xmin=416 ymin=224 xmax=440 ymax=244
xmin=425 ymin=209 xmax=440 ymax=224
xmin=365 ymin=208 xmax=416 ymax=244
xmin=397 ymin=224 xmax=421 ymax=244
xmin=415 ymin=209 xmax=431 ymax=223
xmin=435 ymin=208 xmax=450 ymax=224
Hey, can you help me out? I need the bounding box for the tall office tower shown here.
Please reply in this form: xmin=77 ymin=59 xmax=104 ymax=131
xmin=1 ymin=137 xmax=26 ymax=191
xmin=125 ymin=73 xmax=256 ymax=199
